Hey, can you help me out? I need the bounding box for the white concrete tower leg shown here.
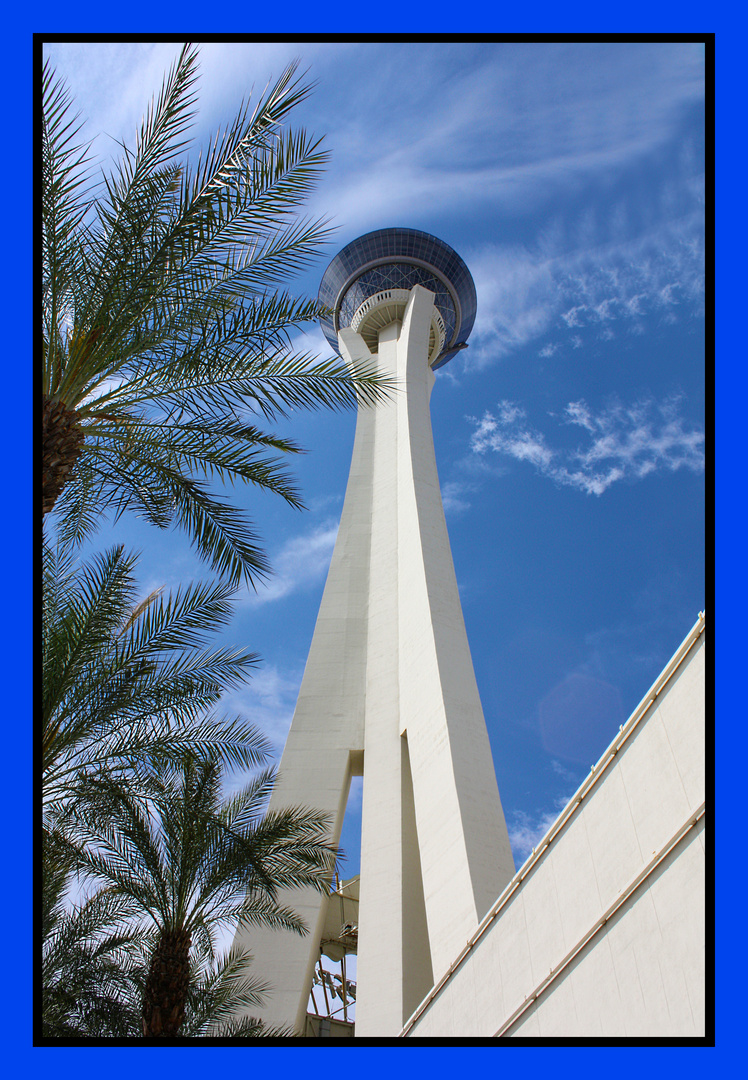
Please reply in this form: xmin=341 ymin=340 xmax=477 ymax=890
xmin=352 ymin=317 xmax=434 ymax=1035
xmin=229 ymin=332 xmax=378 ymax=1034
xmin=394 ymin=286 xmax=516 ymax=984
xmin=352 ymin=286 xmax=515 ymax=1036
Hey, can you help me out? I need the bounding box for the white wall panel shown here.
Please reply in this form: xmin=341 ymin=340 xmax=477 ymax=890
xmin=403 ymin=623 xmax=705 ymax=1038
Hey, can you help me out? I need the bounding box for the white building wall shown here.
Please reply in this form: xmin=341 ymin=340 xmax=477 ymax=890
xmin=402 ymin=617 xmax=706 ymax=1038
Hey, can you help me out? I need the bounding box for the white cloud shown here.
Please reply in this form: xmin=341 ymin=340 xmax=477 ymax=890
xmin=440 ymin=480 xmax=475 ymax=515
xmin=561 ymin=306 xmax=585 ymax=328
xmin=496 ymin=401 xmax=527 ymax=425
xmin=465 ymin=211 xmax=704 ymax=369
xmin=563 ymin=400 xmax=596 ymax=432
xmin=551 ymin=759 xmax=582 ymax=785
xmin=305 ymin=43 xmax=703 ymax=232
xmin=80 ymin=374 xmax=126 ymax=407
xmin=222 ymin=662 xmax=303 ymax=760
xmin=244 ymin=519 xmax=338 ymax=606
xmin=508 ymin=795 xmax=572 ymax=864
xmin=470 ymin=395 xmax=704 ymax=495
xmin=467 ymin=247 xmax=559 ymax=368
xmin=44 ymin=43 xmax=183 ymax=167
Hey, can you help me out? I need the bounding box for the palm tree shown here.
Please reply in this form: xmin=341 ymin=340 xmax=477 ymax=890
xmin=43 ymin=44 xmax=389 ymax=584
xmin=60 ymin=756 xmax=336 ymax=1037
xmin=43 ymin=826 xmax=294 ymax=1038
xmin=42 ymin=827 xmax=143 ymax=1038
xmin=43 ymin=539 xmax=270 ymax=820
xmin=42 ymin=538 xmax=332 ymax=1039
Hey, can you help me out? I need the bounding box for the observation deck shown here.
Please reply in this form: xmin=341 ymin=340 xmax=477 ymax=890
xmin=318 ymin=227 xmax=477 ymax=369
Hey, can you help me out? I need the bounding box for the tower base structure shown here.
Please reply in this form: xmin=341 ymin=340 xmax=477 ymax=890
xmin=232 ymin=285 xmax=516 ymax=1036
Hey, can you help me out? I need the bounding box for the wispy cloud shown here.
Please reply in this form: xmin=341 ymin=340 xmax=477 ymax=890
xmin=307 ymin=43 xmax=704 ymax=232
xmin=580 ymin=574 xmax=705 ymax=684
xmin=46 ymin=41 xmax=704 ymax=378
xmin=466 ymin=214 xmax=704 ymax=368
xmin=508 ymin=794 xmax=573 ymax=864
xmin=244 ymin=519 xmax=338 ymax=606
xmin=470 ymin=395 xmax=704 ymax=495
xmin=440 ymin=480 xmax=476 ymax=516
xmin=551 ymin=759 xmax=582 ymax=785
xmin=222 ymin=663 xmax=303 ymax=762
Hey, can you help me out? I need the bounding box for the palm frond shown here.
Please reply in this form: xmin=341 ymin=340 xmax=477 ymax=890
xmin=43 ymin=544 xmax=138 ymax=731
xmin=182 ymin=944 xmax=269 ymax=1035
xmin=42 ymin=59 xmax=96 ymax=397
xmin=46 ymin=745 xmax=337 ymax=1036
xmin=64 ymin=753 xmax=336 ymax=945
xmin=43 ymin=46 xmax=392 ymax=580
xmin=43 ymin=543 xmax=269 ymax=811
xmin=42 ymin=868 xmax=146 ymax=1038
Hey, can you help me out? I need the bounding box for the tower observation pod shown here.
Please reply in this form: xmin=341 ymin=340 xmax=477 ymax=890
xmin=232 ymin=228 xmax=516 ymax=1037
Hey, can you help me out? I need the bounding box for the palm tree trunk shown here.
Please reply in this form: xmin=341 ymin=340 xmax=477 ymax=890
xmin=141 ymin=927 xmax=192 ymax=1037
xmin=43 ymin=395 xmax=83 ymax=514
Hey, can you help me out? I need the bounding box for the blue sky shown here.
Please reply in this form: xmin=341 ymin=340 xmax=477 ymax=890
xmin=43 ymin=40 xmax=705 ymax=883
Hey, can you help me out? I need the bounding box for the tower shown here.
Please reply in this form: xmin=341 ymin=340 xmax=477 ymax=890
xmin=233 ymin=228 xmax=516 ymax=1037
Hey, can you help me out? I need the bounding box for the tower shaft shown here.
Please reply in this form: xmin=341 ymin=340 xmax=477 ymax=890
xmin=233 ymin=286 xmax=515 ymax=1036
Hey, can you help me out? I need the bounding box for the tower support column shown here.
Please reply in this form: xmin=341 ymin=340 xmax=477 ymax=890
xmin=345 ymin=287 xmax=516 ymax=1034
xmin=233 ymin=284 xmax=515 ymax=1037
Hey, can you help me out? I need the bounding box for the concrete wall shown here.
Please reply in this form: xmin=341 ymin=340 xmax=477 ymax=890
xmin=401 ymin=616 xmax=706 ymax=1038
